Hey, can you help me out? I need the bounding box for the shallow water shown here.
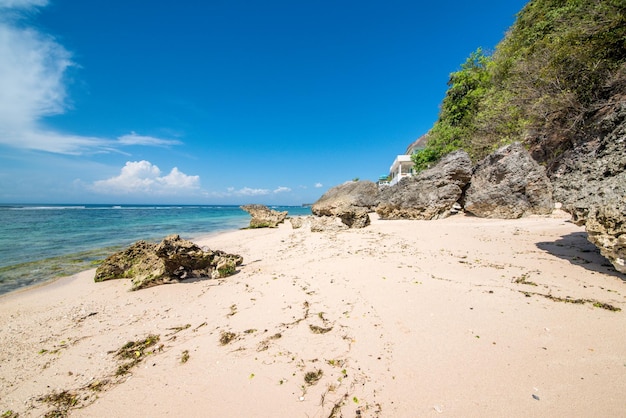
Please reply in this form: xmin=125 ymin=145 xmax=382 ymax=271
xmin=0 ymin=204 xmax=310 ymax=295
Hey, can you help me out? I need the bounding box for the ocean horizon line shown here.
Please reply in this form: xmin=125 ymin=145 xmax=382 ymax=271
xmin=0 ymin=203 xmax=311 ymax=209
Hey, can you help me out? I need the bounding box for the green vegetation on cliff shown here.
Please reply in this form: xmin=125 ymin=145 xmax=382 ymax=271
xmin=413 ymin=0 xmax=626 ymax=171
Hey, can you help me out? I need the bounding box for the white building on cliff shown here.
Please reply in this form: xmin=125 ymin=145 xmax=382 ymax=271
xmin=379 ymin=135 xmax=428 ymax=187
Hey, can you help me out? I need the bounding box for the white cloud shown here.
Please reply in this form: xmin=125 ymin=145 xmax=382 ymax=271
xmin=117 ymin=132 xmax=182 ymax=147
xmin=235 ymin=187 xmax=271 ymax=196
xmin=13 ymin=129 xmax=110 ymax=155
xmin=91 ymin=161 xmax=200 ymax=195
xmin=0 ymin=2 xmax=182 ymax=155
xmin=0 ymin=0 xmax=48 ymax=10
xmin=0 ymin=21 xmax=72 ymax=127
xmin=160 ymin=167 xmax=199 ymax=188
xmin=315 ymin=183 xmax=323 ymax=188
xmin=222 ymin=186 xmax=295 ymax=197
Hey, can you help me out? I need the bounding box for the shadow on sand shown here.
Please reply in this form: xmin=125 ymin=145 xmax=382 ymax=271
xmin=536 ymin=231 xmax=625 ymax=280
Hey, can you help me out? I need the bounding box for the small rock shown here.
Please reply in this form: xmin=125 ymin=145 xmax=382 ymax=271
xmin=241 ymin=204 xmax=288 ymax=228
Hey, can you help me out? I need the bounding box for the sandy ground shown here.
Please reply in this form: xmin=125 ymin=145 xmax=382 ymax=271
xmin=1 ymin=212 xmax=625 ymax=418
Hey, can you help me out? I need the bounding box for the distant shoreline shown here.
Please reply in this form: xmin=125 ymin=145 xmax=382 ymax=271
xmin=0 ymin=205 xmax=311 ymax=296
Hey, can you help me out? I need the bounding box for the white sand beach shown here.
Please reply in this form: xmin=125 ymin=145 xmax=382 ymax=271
xmin=1 ymin=212 xmax=625 ymax=417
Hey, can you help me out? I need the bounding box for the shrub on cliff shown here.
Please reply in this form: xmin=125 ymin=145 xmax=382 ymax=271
xmin=414 ymin=0 xmax=626 ymax=169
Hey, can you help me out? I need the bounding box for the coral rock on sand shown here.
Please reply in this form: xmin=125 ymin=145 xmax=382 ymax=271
xmin=310 ymin=215 xmax=350 ymax=232
xmin=94 ymin=234 xmax=243 ymax=290
xmin=240 ymin=204 xmax=288 ymax=228
xmin=289 ymin=215 xmax=351 ymax=232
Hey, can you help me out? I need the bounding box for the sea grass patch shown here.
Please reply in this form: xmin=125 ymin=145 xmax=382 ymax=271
xmin=38 ymin=390 xmax=78 ymax=417
xmin=219 ymin=331 xmax=238 ymax=346
xmin=257 ymin=332 xmax=282 ymax=352
xmin=166 ymin=324 xmax=191 ymax=336
xmin=309 ymin=324 xmax=333 ymax=334
xmin=32 ymin=335 xmax=163 ymax=417
xmin=520 ymin=291 xmax=621 ymax=311
xmin=114 ymin=334 xmax=161 ymax=376
xmin=304 ymin=369 xmax=323 ymax=385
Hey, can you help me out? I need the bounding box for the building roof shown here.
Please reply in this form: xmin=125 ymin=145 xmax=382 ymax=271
xmin=389 ymin=155 xmax=413 ymax=173
xmin=405 ymin=134 xmax=429 ymax=155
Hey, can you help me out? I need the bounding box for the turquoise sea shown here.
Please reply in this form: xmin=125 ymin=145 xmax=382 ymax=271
xmin=0 ymin=204 xmax=311 ymax=296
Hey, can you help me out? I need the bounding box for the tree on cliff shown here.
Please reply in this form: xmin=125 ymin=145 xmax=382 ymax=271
xmin=413 ymin=0 xmax=626 ymax=170
xmin=412 ymin=49 xmax=491 ymax=171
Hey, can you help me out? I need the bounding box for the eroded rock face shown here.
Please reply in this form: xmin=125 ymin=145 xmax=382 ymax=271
xmin=463 ymin=142 xmax=553 ymax=219
xmin=336 ymin=205 xmax=370 ymax=228
xmin=311 ymin=180 xmax=378 ymax=228
xmin=579 ymin=203 xmax=626 ymax=274
xmin=376 ymin=150 xmax=472 ymax=220
xmin=240 ymin=204 xmax=288 ymax=228
xmin=550 ymin=97 xmax=626 ymax=273
xmin=94 ymin=234 xmax=243 ymax=290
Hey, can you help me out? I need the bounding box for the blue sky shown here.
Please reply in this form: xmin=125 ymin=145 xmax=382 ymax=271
xmin=0 ymin=0 xmax=527 ymax=205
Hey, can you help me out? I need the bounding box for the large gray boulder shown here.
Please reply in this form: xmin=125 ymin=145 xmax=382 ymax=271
xmin=240 ymin=204 xmax=288 ymax=228
xmin=550 ymin=97 xmax=626 ymax=273
xmin=376 ymin=150 xmax=472 ymax=220
xmin=311 ymin=180 xmax=378 ymax=228
xmin=463 ymin=142 xmax=553 ymax=218
xmin=312 ymin=180 xmax=379 ymax=213
xmin=94 ymin=234 xmax=243 ymax=290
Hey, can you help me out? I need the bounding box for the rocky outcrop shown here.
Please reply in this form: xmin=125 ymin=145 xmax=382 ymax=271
xmin=549 ymin=96 xmax=626 ymax=273
xmin=463 ymin=142 xmax=553 ymax=218
xmin=376 ymin=150 xmax=472 ymax=220
xmin=311 ymin=180 xmax=378 ymax=228
xmin=94 ymin=234 xmax=243 ymax=290
xmin=312 ymin=180 xmax=379 ymax=213
xmin=240 ymin=204 xmax=288 ymax=228
xmin=579 ymin=203 xmax=626 ymax=274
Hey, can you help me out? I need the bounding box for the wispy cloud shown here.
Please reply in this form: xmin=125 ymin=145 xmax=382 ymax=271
xmin=227 ymin=187 xmax=271 ymax=196
xmin=117 ymin=132 xmax=182 ymax=147
xmin=0 ymin=0 xmax=48 ymax=11
xmin=315 ymin=183 xmax=323 ymax=188
xmin=0 ymin=1 xmax=181 ymax=155
xmin=0 ymin=8 xmax=73 ymax=143
xmin=223 ymin=186 xmax=294 ymax=197
xmin=91 ymin=160 xmax=200 ymax=195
